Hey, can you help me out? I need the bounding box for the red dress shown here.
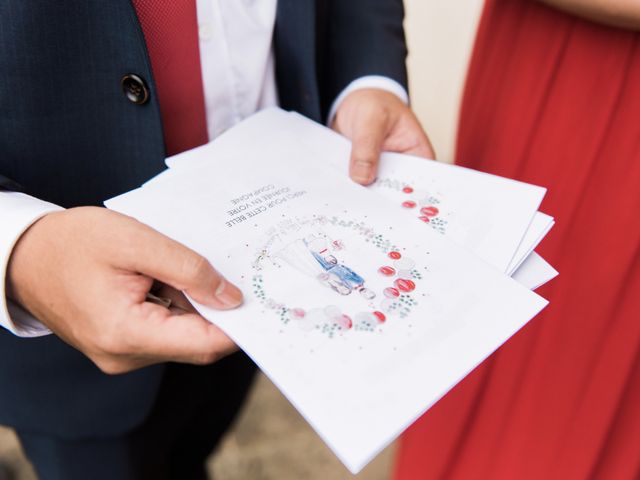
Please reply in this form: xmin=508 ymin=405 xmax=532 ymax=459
xmin=395 ymin=1 xmax=640 ymax=478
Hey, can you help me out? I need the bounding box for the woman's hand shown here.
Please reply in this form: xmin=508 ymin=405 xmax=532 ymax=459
xmin=539 ymin=0 xmax=640 ymax=29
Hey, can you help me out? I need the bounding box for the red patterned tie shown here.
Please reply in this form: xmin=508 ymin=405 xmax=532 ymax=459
xmin=132 ymin=0 xmax=208 ymax=156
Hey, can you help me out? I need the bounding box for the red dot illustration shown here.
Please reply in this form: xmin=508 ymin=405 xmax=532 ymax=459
xmin=402 ymin=200 xmax=417 ymax=209
xmin=388 ymin=251 xmax=402 ymax=260
xmin=378 ymin=266 xmax=396 ymax=276
xmin=373 ymin=311 xmax=386 ymax=323
xmin=289 ymin=308 xmax=306 ymax=319
xmin=338 ymin=314 xmax=353 ymax=329
xmin=384 ymin=287 xmax=400 ymax=299
xmin=402 ymin=186 xmax=414 ymax=194
xmin=418 ymin=215 xmax=431 ymax=223
xmin=420 ymin=206 xmax=439 ymax=217
xmin=395 ymin=279 xmax=416 ymax=292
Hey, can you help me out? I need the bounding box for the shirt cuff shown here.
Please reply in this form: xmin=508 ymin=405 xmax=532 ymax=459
xmin=0 ymin=192 xmax=63 ymax=337
xmin=327 ymin=75 xmax=410 ymax=127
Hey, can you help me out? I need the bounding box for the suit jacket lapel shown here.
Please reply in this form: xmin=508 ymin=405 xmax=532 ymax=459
xmin=274 ymin=0 xmax=321 ymax=121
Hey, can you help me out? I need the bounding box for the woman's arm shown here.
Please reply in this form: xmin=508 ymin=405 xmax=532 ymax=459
xmin=539 ymin=0 xmax=640 ymax=29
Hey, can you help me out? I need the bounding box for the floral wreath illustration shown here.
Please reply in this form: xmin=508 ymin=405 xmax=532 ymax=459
xmin=375 ymin=177 xmax=449 ymax=234
xmin=251 ymin=215 xmax=423 ymax=338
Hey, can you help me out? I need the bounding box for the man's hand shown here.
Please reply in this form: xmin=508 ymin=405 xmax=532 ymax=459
xmin=6 ymin=207 xmax=242 ymax=374
xmin=333 ymin=88 xmax=435 ymax=185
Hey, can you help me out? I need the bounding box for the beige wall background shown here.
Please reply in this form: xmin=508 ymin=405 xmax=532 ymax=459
xmin=405 ymin=0 xmax=484 ymax=163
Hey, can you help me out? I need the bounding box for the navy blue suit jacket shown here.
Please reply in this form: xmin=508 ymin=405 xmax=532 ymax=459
xmin=0 ymin=0 xmax=408 ymax=438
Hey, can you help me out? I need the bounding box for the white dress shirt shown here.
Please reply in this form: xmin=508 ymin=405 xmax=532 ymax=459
xmin=0 ymin=0 xmax=408 ymax=337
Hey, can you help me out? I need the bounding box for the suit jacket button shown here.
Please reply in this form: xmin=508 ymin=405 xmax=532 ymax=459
xmin=121 ymin=74 xmax=149 ymax=105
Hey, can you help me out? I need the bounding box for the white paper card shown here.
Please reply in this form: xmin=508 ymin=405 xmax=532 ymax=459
xmin=106 ymin=110 xmax=548 ymax=473
xmin=512 ymin=251 xmax=559 ymax=290
xmin=167 ymin=110 xmax=547 ymax=274
xmin=507 ymin=212 xmax=555 ymax=274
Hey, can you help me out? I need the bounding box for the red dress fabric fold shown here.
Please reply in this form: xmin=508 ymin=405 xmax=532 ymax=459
xmin=395 ymin=1 xmax=640 ymax=478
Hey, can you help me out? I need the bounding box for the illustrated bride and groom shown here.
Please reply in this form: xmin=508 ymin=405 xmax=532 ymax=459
xmin=275 ymin=234 xmax=376 ymax=300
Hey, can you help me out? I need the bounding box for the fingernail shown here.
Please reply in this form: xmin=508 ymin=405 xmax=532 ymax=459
xmin=215 ymin=279 xmax=243 ymax=308
xmin=351 ymin=162 xmax=373 ymax=184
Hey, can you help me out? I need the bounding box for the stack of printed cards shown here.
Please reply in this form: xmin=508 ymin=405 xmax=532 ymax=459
xmin=106 ymin=109 xmax=556 ymax=473
xmin=165 ymin=110 xmax=557 ymax=289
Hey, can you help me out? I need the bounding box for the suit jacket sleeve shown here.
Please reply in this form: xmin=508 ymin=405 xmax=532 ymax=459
xmin=323 ymin=0 xmax=409 ymax=111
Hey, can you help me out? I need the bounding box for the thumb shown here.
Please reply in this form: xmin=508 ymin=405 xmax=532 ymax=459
xmin=122 ymin=222 xmax=243 ymax=310
xmin=348 ymin=112 xmax=389 ymax=185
